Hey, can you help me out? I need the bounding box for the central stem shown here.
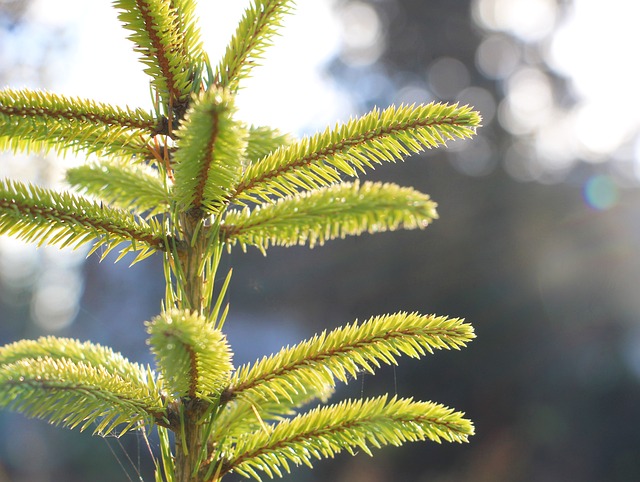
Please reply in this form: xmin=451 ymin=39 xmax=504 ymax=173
xmin=174 ymin=399 xmax=207 ymax=482
xmin=182 ymin=211 xmax=207 ymax=313
xmin=174 ymin=212 xmax=210 ymax=481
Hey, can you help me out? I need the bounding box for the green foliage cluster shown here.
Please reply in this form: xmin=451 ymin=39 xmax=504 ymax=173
xmin=0 ymin=1 xmax=480 ymax=481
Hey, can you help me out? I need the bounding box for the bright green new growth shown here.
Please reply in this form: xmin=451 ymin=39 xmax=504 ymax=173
xmin=229 ymin=312 xmax=473 ymax=405
xmin=172 ymin=87 xmax=247 ymax=213
xmin=0 ymin=337 xmax=163 ymax=436
xmin=147 ymin=310 xmax=234 ymax=400
xmin=0 ymin=178 xmax=164 ymax=262
xmin=221 ymin=181 xmax=438 ymax=251
xmin=0 ymin=1 xmax=480 ymax=481
xmin=225 ymin=396 xmax=472 ymax=479
xmin=0 ymin=88 xmax=153 ymax=158
xmin=67 ymin=160 xmax=171 ymax=217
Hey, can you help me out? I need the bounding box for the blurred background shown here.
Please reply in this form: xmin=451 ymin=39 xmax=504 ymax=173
xmin=1 ymin=0 xmax=640 ymax=481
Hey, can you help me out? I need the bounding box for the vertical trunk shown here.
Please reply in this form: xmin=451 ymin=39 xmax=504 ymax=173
xmin=174 ymin=213 xmax=208 ymax=481
xmin=174 ymin=401 xmax=206 ymax=482
xmin=181 ymin=212 xmax=206 ymax=313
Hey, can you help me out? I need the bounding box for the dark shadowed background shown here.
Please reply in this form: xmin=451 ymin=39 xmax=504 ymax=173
xmin=1 ymin=1 xmax=640 ymax=481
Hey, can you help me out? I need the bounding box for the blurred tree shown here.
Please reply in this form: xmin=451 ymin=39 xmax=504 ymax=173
xmin=229 ymin=1 xmax=640 ymax=481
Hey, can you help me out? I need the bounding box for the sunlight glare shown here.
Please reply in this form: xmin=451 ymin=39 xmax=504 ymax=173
xmin=473 ymin=0 xmax=640 ymax=181
xmin=472 ymin=0 xmax=556 ymax=42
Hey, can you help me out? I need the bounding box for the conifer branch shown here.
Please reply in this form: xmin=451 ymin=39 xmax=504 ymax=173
xmin=0 ymin=179 xmax=165 ymax=260
xmin=168 ymin=0 xmax=205 ymax=62
xmin=0 ymin=88 xmax=155 ymax=158
xmin=220 ymin=181 xmax=438 ymax=251
xmin=172 ymin=88 xmax=246 ymax=214
xmin=0 ymin=338 xmax=164 ymax=435
xmin=220 ymin=395 xmax=473 ymax=479
xmin=230 ymin=103 xmax=481 ymax=204
xmin=0 ymin=336 xmax=153 ymax=384
xmin=114 ymin=0 xmax=202 ymax=113
xmin=212 ymin=0 xmax=294 ymax=91
xmin=228 ymin=312 xmax=475 ymax=405
xmin=0 ymin=357 xmax=164 ymax=436
xmin=66 ymin=161 xmax=170 ymax=217
xmin=147 ymin=309 xmax=233 ymax=399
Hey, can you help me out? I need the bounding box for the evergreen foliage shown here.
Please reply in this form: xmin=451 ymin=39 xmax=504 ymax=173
xmin=223 ymin=395 xmax=472 ymax=479
xmin=147 ymin=309 xmax=233 ymax=400
xmin=0 ymin=178 xmax=164 ymax=261
xmin=0 ymin=1 xmax=480 ymax=481
xmin=0 ymin=337 xmax=163 ymax=436
xmin=221 ymin=181 xmax=438 ymax=251
xmin=0 ymin=88 xmax=154 ymax=158
xmin=66 ymin=160 xmax=171 ymax=217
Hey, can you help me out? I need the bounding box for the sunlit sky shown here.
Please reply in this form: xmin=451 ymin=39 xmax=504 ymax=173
xmin=474 ymin=0 xmax=640 ymax=184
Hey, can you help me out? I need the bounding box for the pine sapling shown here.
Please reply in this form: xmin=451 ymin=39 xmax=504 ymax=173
xmin=0 ymin=1 xmax=480 ymax=481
